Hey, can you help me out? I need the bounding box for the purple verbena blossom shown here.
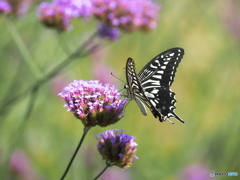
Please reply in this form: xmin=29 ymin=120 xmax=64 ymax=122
xmin=95 ymin=129 xmax=138 ymax=169
xmin=37 ymin=2 xmax=73 ymax=31
xmin=97 ymin=22 xmax=120 ymax=41
xmin=53 ymin=0 xmax=93 ymax=18
xmin=37 ymin=0 xmax=92 ymax=31
xmin=58 ymin=80 xmax=127 ymax=127
xmin=0 ymin=0 xmax=12 ymax=14
xmin=91 ymin=0 xmax=160 ymax=32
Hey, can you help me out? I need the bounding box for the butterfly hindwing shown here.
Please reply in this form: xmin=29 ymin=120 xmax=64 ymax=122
xmin=147 ymin=88 xmax=184 ymax=123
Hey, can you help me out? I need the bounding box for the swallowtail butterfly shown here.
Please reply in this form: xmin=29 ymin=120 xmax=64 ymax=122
xmin=124 ymin=48 xmax=184 ymax=123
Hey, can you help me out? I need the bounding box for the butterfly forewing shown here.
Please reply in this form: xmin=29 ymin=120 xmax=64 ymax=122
xmin=139 ymin=48 xmax=184 ymax=89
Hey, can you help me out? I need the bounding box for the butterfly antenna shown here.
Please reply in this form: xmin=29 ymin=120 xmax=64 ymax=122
xmin=111 ymin=72 xmax=126 ymax=84
xmin=118 ymin=88 xmax=125 ymax=92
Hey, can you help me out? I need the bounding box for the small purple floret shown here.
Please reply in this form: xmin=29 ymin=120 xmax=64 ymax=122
xmin=97 ymin=22 xmax=120 ymax=41
xmin=95 ymin=129 xmax=138 ymax=169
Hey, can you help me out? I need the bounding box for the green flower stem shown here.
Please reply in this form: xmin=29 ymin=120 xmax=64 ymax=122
xmin=60 ymin=126 xmax=91 ymax=180
xmin=4 ymin=18 xmax=43 ymax=80
xmin=57 ymin=32 xmax=72 ymax=55
xmin=93 ymin=162 xmax=114 ymax=180
xmin=41 ymin=32 xmax=97 ymax=83
xmin=0 ymin=32 xmax=99 ymax=115
xmin=0 ymin=85 xmax=40 ymax=179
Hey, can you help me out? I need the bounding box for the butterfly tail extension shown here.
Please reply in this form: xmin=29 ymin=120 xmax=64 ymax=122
xmin=152 ymin=108 xmax=184 ymax=123
xmin=169 ymin=111 xmax=184 ymax=123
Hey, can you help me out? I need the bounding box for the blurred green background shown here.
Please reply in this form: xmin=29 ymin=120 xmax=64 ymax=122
xmin=0 ymin=0 xmax=239 ymax=180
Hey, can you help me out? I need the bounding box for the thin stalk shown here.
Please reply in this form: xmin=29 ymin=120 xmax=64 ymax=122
xmin=34 ymin=32 xmax=98 ymax=85
xmin=4 ymin=18 xmax=43 ymax=80
xmin=60 ymin=126 xmax=91 ymax=180
xmin=92 ymin=162 xmax=114 ymax=180
xmin=0 ymin=32 xmax=98 ymax=115
xmin=0 ymin=85 xmax=40 ymax=179
xmin=57 ymin=31 xmax=72 ymax=55
xmin=0 ymin=61 xmax=22 ymax=126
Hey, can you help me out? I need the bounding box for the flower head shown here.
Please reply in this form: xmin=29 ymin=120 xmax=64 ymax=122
xmin=37 ymin=2 xmax=72 ymax=31
xmin=95 ymin=129 xmax=138 ymax=169
xmin=0 ymin=1 xmax=12 ymax=14
xmin=97 ymin=22 xmax=120 ymax=41
xmin=58 ymin=80 xmax=127 ymax=127
xmin=53 ymin=0 xmax=93 ymax=18
xmin=91 ymin=0 xmax=160 ymax=32
xmin=37 ymin=0 xmax=92 ymax=31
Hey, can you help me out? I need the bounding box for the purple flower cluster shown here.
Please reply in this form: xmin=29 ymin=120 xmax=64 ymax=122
xmin=0 ymin=0 xmax=12 ymax=14
xmin=95 ymin=129 xmax=138 ymax=169
xmin=97 ymin=22 xmax=120 ymax=41
xmin=37 ymin=0 xmax=92 ymax=31
xmin=36 ymin=0 xmax=160 ymax=36
xmin=92 ymin=0 xmax=160 ymax=32
xmin=58 ymin=80 xmax=127 ymax=127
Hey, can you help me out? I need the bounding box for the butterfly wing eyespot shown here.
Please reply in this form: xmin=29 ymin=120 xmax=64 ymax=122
xmin=124 ymin=48 xmax=185 ymax=123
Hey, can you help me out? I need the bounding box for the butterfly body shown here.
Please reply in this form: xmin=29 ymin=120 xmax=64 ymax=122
xmin=125 ymin=48 xmax=184 ymax=123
